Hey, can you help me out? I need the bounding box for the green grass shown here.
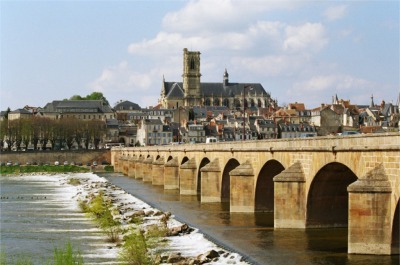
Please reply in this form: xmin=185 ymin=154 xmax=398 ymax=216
xmin=0 ymin=241 xmax=83 ymax=265
xmin=0 ymin=165 xmax=89 ymax=175
xmin=52 ymin=241 xmax=83 ymax=265
xmin=79 ymin=192 xmax=121 ymax=243
xmin=103 ymin=165 xmax=114 ymax=172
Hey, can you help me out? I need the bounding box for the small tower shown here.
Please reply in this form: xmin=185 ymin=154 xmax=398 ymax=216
xmin=182 ymin=48 xmax=201 ymax=106
xmin=370 ymin=94 xmax=375 ymax=108
xmin=223 ymin=68 xmax=229 ymax=86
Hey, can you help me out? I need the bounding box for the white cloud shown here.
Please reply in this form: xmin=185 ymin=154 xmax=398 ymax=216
xmin=323 ymin=5 xmax=348 ymax=21
xmin=162 ymin=0 xmax=296 ymax=33
xmin=90 ymin=61 xmax=151 ymax=92
xmin=293 ymin=74 xmax=374 ymax=92
xmin=231 ymin=53 xmax=311 ymax=77
xmin=283 ymin=23 xmax=328 ymax=52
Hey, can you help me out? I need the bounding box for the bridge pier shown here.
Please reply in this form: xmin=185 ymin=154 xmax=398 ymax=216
xmin=142 ymin=156 xmax=153 ymax=182
xmin=164 ymin=157 xmax=179 ymax=189
xmin=273 ymin=162 xmax=306 ymax=228
xmin=180 ymin=158 xmax=198 ymax=195
xmin=200 ymin=158 xmax=221 ymax=203
xmin=348 ymin=165 xmax=394 ymax=255
xmin=152 ymin=157 xmax=165 ymax=186
xmin=114 ymin=154 xmax=121 ymax=173
xmin=135 ymin=156 xmax=144 ymax=180
xmin=229 ymin=161 xmax=255 ymax=212
xmin=122 ymin=157 xmax=129 ymax=176
xmin=128 ymin=156 xmax=136 ymax=178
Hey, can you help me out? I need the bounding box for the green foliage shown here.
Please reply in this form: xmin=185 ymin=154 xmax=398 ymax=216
xmin=104 ymin=165 xmax=114 ymax=172
xmin=52 ymin=241 xmax=83 ymax=265
xmin=81 ymin=192 xmax=121 ymax=243
xmin=67 ymin=178 xmax=81 ymax=186
xmin=118 ymin=229 xmax=151 ymax=265
xmin=68 ymin=92 xmax=109 ymax=106
xmin=0 ymin=241 xmax=83 ymax=265
xmin=0 ymin=165 xmax=89 ymax=175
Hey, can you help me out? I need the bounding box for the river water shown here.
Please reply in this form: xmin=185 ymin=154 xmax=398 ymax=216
xmin=1 ymin=173 xmax=398 ymax=265
xmin=102 ymin=173 xmax=398 ymax=265
xmin=0 ymin=174 xmax=118 ymax=264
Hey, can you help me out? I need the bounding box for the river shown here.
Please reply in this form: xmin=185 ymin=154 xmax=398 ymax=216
xmin=0 ymin=174 xmax=118 ymax=264
xmin=1 ymin=173 xmax=398 ymax=265
xmin=102 ymin=173 xmax=398 ymax=265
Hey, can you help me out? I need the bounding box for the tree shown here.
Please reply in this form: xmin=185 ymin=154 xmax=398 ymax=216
xmin=68 ymin=92 xmax=110 ymax=106
xmin=69 ymin=95 xmax=83 ymax=101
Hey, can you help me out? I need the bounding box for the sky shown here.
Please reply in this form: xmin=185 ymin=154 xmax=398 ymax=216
xmin=1 ymin=0 xmax=399 ymax=111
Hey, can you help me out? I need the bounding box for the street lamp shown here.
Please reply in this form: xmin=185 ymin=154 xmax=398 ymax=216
xmin=243 ymin=85 xmax=253 ymax=141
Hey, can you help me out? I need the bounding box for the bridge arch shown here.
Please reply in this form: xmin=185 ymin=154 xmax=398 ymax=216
xmin=392 ymin=200 xmax=400 ymax=254
xmin=166 ymin=155 xmax=173 ymax=162
xmin=306 ymin=162 xmax=357 ymax=227
xmin=221 ymin=158 xmax=240 ymax=202
xmin=197 ymin=157 xmax=210 ymax=194
xmin=255 ymin=160 xmax=285 ymax=212
xmin=181 ymin=156 xmax=189 ymax=165
xmin=156 ymin=155 xmax=160 ymax=160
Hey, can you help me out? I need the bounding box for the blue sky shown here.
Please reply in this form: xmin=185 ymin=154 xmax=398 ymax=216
xmin=1 ymin=0 xmax=399 ymax=111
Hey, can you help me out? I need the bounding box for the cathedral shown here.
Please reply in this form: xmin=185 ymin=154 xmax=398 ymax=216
xmin=159 ymin=48 xmax=277 ymax=110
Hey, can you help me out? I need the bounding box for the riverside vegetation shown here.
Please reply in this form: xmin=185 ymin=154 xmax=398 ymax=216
xmin=0 ymin=241 xmax=83 ymax=265
xmin=79 ymin=190 xmax=169 ymax=264
xmin=0 ymin=165 xmax=90 ymax=175
xmin=0 ymin=165 xmax=114 ymax=175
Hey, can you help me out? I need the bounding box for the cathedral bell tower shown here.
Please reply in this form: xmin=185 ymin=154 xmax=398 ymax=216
xmin=182 ymin=48 xmax=201 ymax=106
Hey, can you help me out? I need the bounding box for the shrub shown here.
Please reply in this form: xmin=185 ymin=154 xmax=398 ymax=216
xmin=67 ymin=178 xmax=81 ymax=186
xmin=81 ymin=192 xmax=121 ymax=243
xmin=118 ymin=229 xmax=151 ymax=265
xmin=104 ymin=165 xmax=114 ymax=172
xmin=52 ymin=241 xmax=83 ymax=265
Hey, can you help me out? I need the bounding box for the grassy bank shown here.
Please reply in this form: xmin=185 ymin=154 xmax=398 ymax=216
xmin=0 ymin=165 xmax=90 ymax=175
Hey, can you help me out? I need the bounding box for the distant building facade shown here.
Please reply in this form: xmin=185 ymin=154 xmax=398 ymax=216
xmin=40 ymin=100 xmax=115 ymax=120
xmin=159 ymin=48 xmax=277 ymax=110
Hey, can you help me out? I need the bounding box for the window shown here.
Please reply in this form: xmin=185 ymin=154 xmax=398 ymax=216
xmin=190 ymin=57 xmax=195 ymax=69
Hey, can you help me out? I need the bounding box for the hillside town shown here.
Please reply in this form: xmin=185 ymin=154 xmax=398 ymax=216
xmin=1 ymin=93 xmax=399 ymax=150
xmin=1 ymin=48 xmax=399 ymax=150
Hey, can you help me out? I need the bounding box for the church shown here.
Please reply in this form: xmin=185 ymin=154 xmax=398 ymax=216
xmin=159 ymin=48 xmax=277 ymax=110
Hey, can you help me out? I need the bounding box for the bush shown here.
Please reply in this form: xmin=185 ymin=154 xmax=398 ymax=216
xmin=81 ymin=192 xmax=121 ymax=243
xmin=52 ymin=241 xmax=83 ymax=265
xmin=104 ymin=165 xmax=114 ymax=172
xmin=67 ymin=178 xmax=81 ymax=186
xmin=119 ymin=229 xmax=151 ymax=265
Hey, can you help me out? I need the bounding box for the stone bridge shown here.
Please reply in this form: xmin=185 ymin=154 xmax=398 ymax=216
xmin=111 ymin=133 xmax=400 ymax=255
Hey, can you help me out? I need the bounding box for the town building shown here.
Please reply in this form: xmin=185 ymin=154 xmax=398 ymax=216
xmin=8 ymin=108 xmax=33 ymax=120
xmin=136 ymin=119 xmax=173 ymax=146
xmin=40 ymin=100 xmax=115 ymax=120
xmin=278 ymin=123 xmax=317 ymax=139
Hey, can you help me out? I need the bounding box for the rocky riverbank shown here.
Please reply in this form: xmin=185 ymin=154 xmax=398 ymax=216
xmin=66 ymin=173 xmax=250 ymax=265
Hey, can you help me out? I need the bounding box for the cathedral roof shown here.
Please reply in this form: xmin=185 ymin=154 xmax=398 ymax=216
xmin=163 ymin=81 xmax=268 ymax=98
xmin=165 ymin=82 xmax=184 ymax=98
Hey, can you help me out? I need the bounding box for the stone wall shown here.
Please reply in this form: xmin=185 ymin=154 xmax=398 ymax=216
xmin=0 ymin=150 xmax=110 ymax=165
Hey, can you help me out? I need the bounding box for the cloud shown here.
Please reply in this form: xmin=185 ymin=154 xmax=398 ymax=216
xmin=162 ymin=0 xmax=297 ymax=33
xmin=293 ymin=74 xmax=374 ymax=92
xmin=231 ymin=53 xmax=311 ymax=77
xmin=323 ymin=5 xmax=348 ymax=21
xmin=88 ymin=61 xmax=162 ymax=107
xmin=283 ymin=23 xmax=328 ymax=52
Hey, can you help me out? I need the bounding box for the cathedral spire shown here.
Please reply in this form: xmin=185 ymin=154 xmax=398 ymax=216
xmin=223 ymin=68 xmax=229 ymax=86
xmin=370 ymin=94 xmax=375 ymax=108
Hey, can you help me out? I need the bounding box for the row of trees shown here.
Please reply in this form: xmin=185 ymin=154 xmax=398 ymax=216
xmin=0 ymin=117 xmax=106 ymax=151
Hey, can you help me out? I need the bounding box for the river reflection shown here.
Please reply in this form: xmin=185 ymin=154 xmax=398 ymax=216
xmin=103 ymin=173 xmax=398 ymax=265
